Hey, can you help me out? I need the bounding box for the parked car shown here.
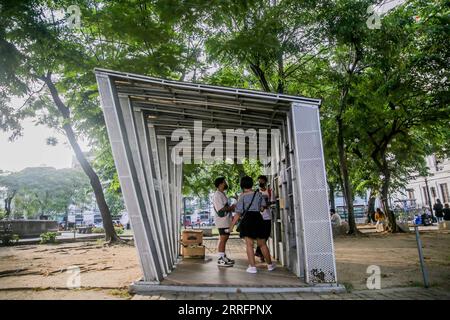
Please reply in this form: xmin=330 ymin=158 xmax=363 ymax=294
xmin=93 ymin=222 xmax=103 ymax=229
xmin=182 ymin=215 xmax=192 ymax=227
xmin=196 ymin=211 xmax=213 ymax=227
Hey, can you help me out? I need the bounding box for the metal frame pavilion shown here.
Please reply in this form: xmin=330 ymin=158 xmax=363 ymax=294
xmin=95 ymin=68 xmax=338 ymax=288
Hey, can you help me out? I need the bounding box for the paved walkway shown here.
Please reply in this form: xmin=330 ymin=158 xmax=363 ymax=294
xmin=132 ymin=238 xmax=450 ymax=300
xmin=132 ymin=286 xmax=450 ymax=300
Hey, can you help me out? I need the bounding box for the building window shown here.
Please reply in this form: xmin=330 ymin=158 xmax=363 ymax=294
xmin=431 ymin=187 xmax=437 ymax=198
xmin=440 ymin=183 xmax=449 ymax=203
xmin=435 ymin=156 xmax=444 ymax=171
xmin=407 ymin=189 xmax=415 ymax=200
xmin=423 ymin=187 xmax=429 ymax=204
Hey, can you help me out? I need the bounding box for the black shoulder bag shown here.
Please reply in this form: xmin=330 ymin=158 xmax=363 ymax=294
xmin=213 ymin=192 xmax=228 ymax=218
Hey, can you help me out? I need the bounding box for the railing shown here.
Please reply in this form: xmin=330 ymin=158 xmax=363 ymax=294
xmin=393 ymin=208 xmax=432 ymax=225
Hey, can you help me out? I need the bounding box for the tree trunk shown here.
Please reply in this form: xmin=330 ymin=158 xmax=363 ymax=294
xmin=64 ymin=208 xmax=69 ymax=230
xmin=380 ymin=170 xmax=399 ymax=233
xmin=236 ymin=164 xmax=247 ymax=178
xmin=249 ymin=63 xmax=272 ymax=92
xmin=42 ymin=75 xmax=120 ymax=243
xmin=277 ymin=52 xmax=284 ymax=94
xmin=337 ymin=116 xmax=357 ymax=234
xmin=368 ymin=189 xmax=376 ymax=223
xmin=328 ymin=182 xmax=336 ymax=211
xmin=4 ymin=190 xmax=16 ymax=218
xmin=5 ymin=196 xmax=12 ymax=218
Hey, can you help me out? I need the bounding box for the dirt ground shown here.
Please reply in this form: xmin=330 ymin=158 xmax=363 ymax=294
xmin=334 ymin=230 xmax=450 ymax=291
xmin=1 ymin=230 xmax=449 ymax=299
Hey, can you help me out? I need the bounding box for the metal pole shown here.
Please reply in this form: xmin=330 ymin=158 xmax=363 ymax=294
xmin=414 ymin=225 xmax=430 ymax=288
xmin=424 ymin=177 xmax=434 ymax=219
xmin=183 ymin=197 xmax=186 ymax=231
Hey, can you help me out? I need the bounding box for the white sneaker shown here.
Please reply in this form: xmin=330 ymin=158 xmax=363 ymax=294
xmin=246 ymin=266 xmax=257 ymax=274
xmin=267 ymin=263 xmax=276 ymax=271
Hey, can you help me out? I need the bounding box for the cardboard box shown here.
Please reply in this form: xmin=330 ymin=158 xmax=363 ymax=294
xmin=181 ymin=229 xmax=203 ymax=245
xmin=181 ymin=244 xmax=205 ymax=258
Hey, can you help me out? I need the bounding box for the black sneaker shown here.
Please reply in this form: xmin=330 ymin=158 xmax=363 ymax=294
xmin=224 ymin=255 xmax=235 ymax=264
xmin=217 ymin=257 xmax=233 ymax=267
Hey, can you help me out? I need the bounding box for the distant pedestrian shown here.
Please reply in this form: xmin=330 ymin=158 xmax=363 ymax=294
xmin=330 ymin=209 xmax=342 ymax=228
xmin=443 ymin=203 xmax=450 ymax=221
xmin=433 ymin=199 xmax=444 ymax=222
xmin=375 ymin=208 xmax=385 ymax=232
xmin=421 ymin=206 xmax=432 ymax=226
xmin=366 ymin=210 xmax=375 ymax=224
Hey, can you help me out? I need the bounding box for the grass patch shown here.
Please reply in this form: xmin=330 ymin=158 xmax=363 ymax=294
xmin=406 ymin=280 xmax=439 ymax=288
xmin=342 ymin=282 xmax=354 ymax=292
xmin=408 ymin=280 xmax=424 ymax=287
xmin=109 ymin=289 xmax=133 ymax=299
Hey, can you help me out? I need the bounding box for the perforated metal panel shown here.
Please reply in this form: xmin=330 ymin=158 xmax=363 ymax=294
xmin=157 ymin=136 xmax=177 ymax=263
xmin=291 ymin=103 xmax=337 ymax=284
xmin=130 ymin=108 xmax=171 ymax=276
xmin=96 ymin=75 xmax=163 ymax=282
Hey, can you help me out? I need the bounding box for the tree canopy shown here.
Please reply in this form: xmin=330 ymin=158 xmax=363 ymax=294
xmin=0 ymin=0 xmax=448 ymax=234
xmin=0 ymin=167 xmax=90 ymax=219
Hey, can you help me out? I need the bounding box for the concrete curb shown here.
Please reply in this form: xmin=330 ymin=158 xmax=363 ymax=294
xmin=129 ymin=281 xmax=346 ymax=294
xmin=14 ymin=234 xmax=106 ymax=245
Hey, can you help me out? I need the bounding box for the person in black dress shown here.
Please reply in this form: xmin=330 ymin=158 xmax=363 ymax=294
xmin=229 ymin=176 xmax=276 ymax=274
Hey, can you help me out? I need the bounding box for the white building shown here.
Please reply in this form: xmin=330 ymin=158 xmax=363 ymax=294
xmin=397 ymin=155 xmax=450 ymax=209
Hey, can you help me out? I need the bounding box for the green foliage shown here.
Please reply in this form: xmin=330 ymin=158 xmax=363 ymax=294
xmin=114 ymin=227 xmax=124 ymax=235
xmin=0 ymin=0 xmax=448 ymax=234
xmin=0 ymin=167 xmax=90 ymax=219
xmin=182 ymin=159 xmax=263 ymax=198
xmin=40 ymin=232 xmax=57 ymax=244
xmin=203 ymin=0 xmax=325 ymax=93
xmin=311 ymin=0 xmax=449 ymax=213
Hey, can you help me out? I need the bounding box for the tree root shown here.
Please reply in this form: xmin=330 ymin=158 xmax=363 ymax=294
xmin=103 ymin=236 xmax=133 ymax=247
